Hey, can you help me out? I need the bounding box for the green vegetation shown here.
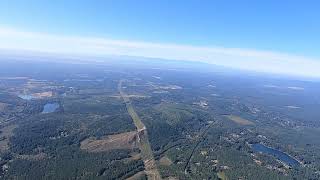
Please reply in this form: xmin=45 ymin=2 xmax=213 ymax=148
xmin=119 ymin=80 xmax=161 ymax=180
xmin=0 ymin=61 xmax=319 ymax=179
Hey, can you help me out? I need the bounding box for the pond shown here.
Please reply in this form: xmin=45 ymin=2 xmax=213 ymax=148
xmin=18 ymin=94 xmax=35 ymax=100
xmin=42 ymin=103 xmax=60 ymax=113
xmin=252 ymin=143 xmax=300 ymax=166
xmin=252 ymin=143 xmax=300 ymax=167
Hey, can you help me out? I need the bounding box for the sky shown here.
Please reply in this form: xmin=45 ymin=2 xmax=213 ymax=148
xmin=0 ymin=0 xmax=320 ymax=78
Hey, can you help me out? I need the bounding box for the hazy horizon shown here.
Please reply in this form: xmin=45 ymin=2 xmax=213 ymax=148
xmin=1 ymin=1 xmax=320 ymax=78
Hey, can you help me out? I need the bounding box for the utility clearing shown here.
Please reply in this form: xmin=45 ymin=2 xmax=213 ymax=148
xmin=119 ymin=80 xmax=162 ymax=180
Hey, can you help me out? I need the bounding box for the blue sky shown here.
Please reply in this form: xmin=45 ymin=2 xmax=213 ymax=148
xmin=0 ymin=0 xmax=320 ymax=78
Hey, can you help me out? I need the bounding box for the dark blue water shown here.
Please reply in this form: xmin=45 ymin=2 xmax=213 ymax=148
xmin=252 ymin=143 xmax=300 ymax=167
xmin=42 ymin=103 xmax=60 ymax=113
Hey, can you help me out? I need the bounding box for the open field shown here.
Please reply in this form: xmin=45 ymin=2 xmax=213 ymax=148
xmin=159 ymin=156 xmax=173 ymax=166
xmin=32 ymin=91 xmax=53 ymax=98
xmin=217 ymin=171 xmax=228 ymax=180
xmin=224 ymin=115 xmax=254 ymax=125
xmin=80 ymin=131 xmax=137 ymax=152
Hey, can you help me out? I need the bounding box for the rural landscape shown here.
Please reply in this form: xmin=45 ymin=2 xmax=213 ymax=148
xmin=0 ymin=1 xmax=319 ymax=179
xmin=0 ymin=59 xmax=319 ymax=179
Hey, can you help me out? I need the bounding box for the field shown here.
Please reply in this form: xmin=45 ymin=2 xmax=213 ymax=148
xmin=159 ymin=156 xmax=173 ymax=166
xmin=80 ymin=131 xmax=138 ymax=152
xmin=217 ymin=171 xmax=228 ymax=180
xmin=224 ymin=115 xmax=254 ymax=125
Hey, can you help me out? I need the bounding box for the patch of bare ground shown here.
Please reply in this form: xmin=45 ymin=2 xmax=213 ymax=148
xmin=224 ymin=115 xmax=254 ymax=125
xmin=0 ymin=124 xmax=17 ymax=152
xmin=159 ymin=156 xmax=173 ymax=166
xmin=125 ymin=171 xmax=147 ymax=180
xmin=32 ymin=91 xmax=53 ymax=98
xmin=129 ymin=152 xmax=142 ymax=160
xmin=80 ymin=131 xmax=138 ymax=152
xmin=217 ymin=171 xmax=228 ymax=180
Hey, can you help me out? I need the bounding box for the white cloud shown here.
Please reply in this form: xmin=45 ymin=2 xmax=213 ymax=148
xmin=0 ymin=26 xmax=320 ymax=78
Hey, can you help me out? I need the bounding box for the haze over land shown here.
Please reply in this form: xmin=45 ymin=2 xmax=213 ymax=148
xmin=1 ymin=27 xmax=320 ymax=79
xmin=0 ymin=1 xmax=320 ymax=179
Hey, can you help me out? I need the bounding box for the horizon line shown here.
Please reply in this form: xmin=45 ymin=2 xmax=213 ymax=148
xmin=0 ymin=26 xmax=320 ymax=78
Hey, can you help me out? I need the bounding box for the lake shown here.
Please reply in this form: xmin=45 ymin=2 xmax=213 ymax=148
xmin=252 ymin=143 xmax=300 ymax=167
xmin=18 ymin=94 xmax=35 ymax=100
xmin=42 ymin=103 xmax=60 ymax=113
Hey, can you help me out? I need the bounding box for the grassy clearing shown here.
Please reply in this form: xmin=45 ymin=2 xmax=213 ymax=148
xmin=159 ymin=156 xmax=173 ymax=166
xmin=224 ymin=115 xmax=254 ymax=125
xmin=217 ymin=171 xmax=228 ymax=180
xmin=80 ymin=131 xmax=137 ymax=152
xmin=32 ymin=91 xmax=53 ymax=98
xmin=156 ymin=103 xmax=194 ymax=126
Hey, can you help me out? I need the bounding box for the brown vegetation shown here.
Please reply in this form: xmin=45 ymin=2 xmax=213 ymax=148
xmin=80 ymin=131 xmax=138 ymax=152
xmin=32 ymin=91 xmax=53 ymax=98
xmin=159 ymin=156 xmax=173 ymax=166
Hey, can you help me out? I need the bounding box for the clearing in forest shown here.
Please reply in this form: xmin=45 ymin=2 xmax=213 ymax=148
xmin=159 ymin=156 xmax=173 ymax=166
xmin=80 ymin=131 xmax=137 ymax=152
xmin=217 ymin=171 xmax=228 ymax=180
xmin=224 ymin=115 xmax=254 ymax=125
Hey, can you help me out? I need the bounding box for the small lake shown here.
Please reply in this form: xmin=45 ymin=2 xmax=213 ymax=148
xmin=252 ymin=143 xmax=300 ymax=167
xmin=42 ymin=103 xmax=60 ymax=113
xmin=18 ymin=94 xmax=35 ymax=100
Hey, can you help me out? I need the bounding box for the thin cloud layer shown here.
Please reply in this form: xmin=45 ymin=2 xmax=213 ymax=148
xmin=0 ymin=27 xmax=320 ymax=78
